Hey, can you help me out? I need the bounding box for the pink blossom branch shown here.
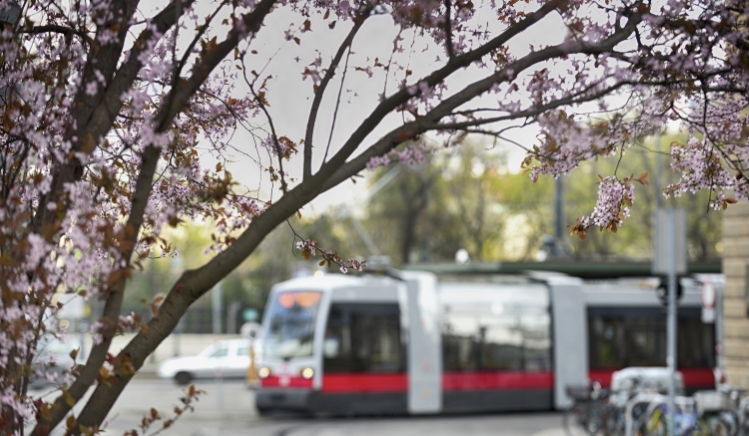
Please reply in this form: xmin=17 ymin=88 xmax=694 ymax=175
xmin=35 ymin=0 xmax=282 ymax=432
xmin=319 ymin=12 xmax=642 ymax=192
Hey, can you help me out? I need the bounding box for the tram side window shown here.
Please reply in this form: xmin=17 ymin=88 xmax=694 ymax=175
xmin=323 ymin=303 xmax=405 ymax=373
xmin=588 ymin=308 xmax=715 ymax=370
xmin=442 ymin=302 xmax=552 ymax=372
xmin=442 ymin=311 xmax=479 ymax=371
xmin=626 ymin=317 xmax=667 ymax=367
xmin=589 ymin=315 xmax=626 ymax=369
xmin=679 ymin=317 xmax=716 ymax=368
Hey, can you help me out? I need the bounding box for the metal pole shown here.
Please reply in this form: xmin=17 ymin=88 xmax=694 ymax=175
xmin=667 ymin=209 xmax=677 ymax=436
xmin=171 ymin=257 xmax=183 ymax=357
xmin=554 ymin=176 xmax=564 ymax=257
xmin=212 ymin=283 xmax=222 ymax=336
xmin=716 ymin=276 xmax=724 ymax=385
xmin=173 ymin=318 xmax=181 ymax=357
xmin=212 ymin=284 xmax=223 ymax=409
xmin=654 ymin=134 xmax=662 ymax=209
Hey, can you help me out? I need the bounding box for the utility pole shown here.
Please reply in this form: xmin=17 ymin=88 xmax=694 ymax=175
xmin=212 ymin=283 xmax=224 ymax=409
xmin=170 ymin=257 xmax=183 ymax=357
xmin=653 ymin=208 xmax=687 ymax=436
xmin=212 ymin=283 xmax=223 ymax=337
xmin=654 ymin=134 xmax=663 ymax=209
xmin=553 ymin=176 xmax=565 ymax=257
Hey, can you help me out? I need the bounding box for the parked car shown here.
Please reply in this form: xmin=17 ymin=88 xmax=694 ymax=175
xmin=157 ymin=339 xmax=253 ymax=385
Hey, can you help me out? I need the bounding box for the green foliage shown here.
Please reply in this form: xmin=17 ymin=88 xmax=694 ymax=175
xmin=123 ymin=214 xmax=357 ymax=326
xmin=362 ymin=135 xmax=722 ymax=263
xmin=564 ymin=134 xmax=722 ymax=260
xmin=123 ymin=135 xmax=723 ymax=317
xmin=365 ymin=139 xmax=555 ymax=263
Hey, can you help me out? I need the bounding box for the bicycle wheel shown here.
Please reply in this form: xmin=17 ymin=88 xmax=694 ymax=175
xmin=709 ymin=416 xmax=733 ymax=436
xmin=644 ymin=407 xmax=668 ymax=436
xmin=741 ymin=419 xmax=749 ymax=436
xmin=585 ymin=415 xmax=606 ymax=436
xmin=563 ymin=406 xmax=577 ymax=436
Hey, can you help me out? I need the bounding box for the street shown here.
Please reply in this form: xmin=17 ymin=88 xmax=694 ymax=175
xmin=31 ymin=378 xmax=572 ymax=436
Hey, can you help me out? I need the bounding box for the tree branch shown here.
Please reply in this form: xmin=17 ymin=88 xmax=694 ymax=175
xmin=318 ymin=12 xmax=643 ymax=192
xmin=303 ymin=8 xmax=370 ymax=181
xmin=19 ymin=24 xmax=92 ymax=44
xmin=36 ymin=0 xmax=281 ymax=431
xmin=443 ymin=0 xmax=455 ymax=59
xmin=30 ymin=1 xmax=206 ymax=434
xmin=314 ymin=0 xmax=566 ymax=184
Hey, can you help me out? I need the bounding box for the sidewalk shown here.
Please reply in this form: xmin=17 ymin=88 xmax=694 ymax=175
xmin=132 ymin=362 xmax=160 ymax=380
xmin=532 ymin=428 xmax=584 ymax=436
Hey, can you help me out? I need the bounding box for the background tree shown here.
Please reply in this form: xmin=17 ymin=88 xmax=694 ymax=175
xmin=124 ymin=214 xmax=354 ymax=332
xmin=365 ymin=143 xmax=441 ymax=264
xmin=363 ymin=135 xmax=723 ymax=264
xmin=366 ymin=140 xmax=530 ymax=263
xmin=0 ymin=0 xmax=746 ymax=434
xmin=565 ymin=134 xmax=723 ymax=260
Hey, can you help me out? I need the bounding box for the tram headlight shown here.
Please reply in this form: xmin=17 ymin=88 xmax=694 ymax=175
xmin=300 ymin=367 xmax=314 ymax=379
xmin=258 ymin=367 xmax=271 ymax=379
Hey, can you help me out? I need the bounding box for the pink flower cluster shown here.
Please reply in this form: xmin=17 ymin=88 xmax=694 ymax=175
xmin=367 ymin=140 xmax=432 ymax=170
xmin=579 ymin=177 xmax=635 ymax=230
xmin=295 ymin=239 xmax=366 ymax=273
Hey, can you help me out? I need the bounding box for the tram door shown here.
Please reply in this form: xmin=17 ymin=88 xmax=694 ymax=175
xmin=403 ymin=272 xmax=442 ymax=414
xmin=322 ymin=301 xmax=409 ymax=414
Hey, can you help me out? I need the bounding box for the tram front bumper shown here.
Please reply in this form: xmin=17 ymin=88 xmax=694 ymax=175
xmin=255 ymin=388 xmax=313 ymax=413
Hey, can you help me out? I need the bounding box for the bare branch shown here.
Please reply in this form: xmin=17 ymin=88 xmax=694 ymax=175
xmin=19 ymin=24 xmax=92 ymax=44
xmin=315 ymin=0 xmax=567 ymax=183
xmin=303 ymin=8 xmax=370 ymax=180
xmin=318 ymin=12 xmax=643 ymax=192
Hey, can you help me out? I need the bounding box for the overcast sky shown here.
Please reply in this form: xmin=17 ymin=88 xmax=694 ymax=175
xmin=182 ymin=2 xmax=570 ymax=214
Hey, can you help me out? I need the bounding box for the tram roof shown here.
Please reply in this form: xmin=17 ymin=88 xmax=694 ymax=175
xmin=272 ymin=271 xmax=400 ymax=292
xmin=402 ymin=260 xmax=721 ymax=279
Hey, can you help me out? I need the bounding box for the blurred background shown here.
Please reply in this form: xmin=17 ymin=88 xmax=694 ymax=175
xmin=111 ymin=134 xmax=721 ymax=336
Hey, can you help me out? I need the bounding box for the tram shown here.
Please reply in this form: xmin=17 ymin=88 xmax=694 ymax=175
xmin=255 ymin=269 xmax=719 ymax=416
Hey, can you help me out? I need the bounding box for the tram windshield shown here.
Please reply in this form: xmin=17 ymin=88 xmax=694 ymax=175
xmin=264 ymin=291 xmax=322 ymax=359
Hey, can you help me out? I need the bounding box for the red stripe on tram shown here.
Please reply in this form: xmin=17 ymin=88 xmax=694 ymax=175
xmin=442 ymin=371 xmax=554 ymax=391
xmin=322 ymin=373 xmax=408 ymax=393
xmin=588 ymin=368 xmax=715 ymax=389
xmin=587 ymin=369 xmax=615 ymax=388
xmin=261 ymin=375 xmax=313 ymax=389
xmin=679 ymin=368 xmax=716 ymax=387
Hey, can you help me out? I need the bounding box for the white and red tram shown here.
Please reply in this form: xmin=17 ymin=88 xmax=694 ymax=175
xmin=255 ymin=270 xmax=719 ymax=415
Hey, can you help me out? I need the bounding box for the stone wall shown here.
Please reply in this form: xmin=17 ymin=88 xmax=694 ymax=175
xmin=723 ymin=202 xmax=749 ymax=387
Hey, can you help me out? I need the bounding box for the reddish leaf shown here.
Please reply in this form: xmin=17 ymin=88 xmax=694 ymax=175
xmin=636 ymin=172 xmax=649 ymax=186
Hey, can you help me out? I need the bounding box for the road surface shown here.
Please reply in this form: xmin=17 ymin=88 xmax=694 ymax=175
xmin=30 ymin=378 xmax=576 ymax=436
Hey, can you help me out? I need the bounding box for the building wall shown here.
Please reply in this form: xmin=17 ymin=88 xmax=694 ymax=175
xmin=723 ymin=202 xmax=749 ymax=387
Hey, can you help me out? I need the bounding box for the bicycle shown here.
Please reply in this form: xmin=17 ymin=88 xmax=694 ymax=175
xmin=642 ymin=399 xmax=701 ymax=436
xmin=641 ymin=394 xmax=739 ymax=436
xmin=565 ymin=383 xmax=613 ymax=436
